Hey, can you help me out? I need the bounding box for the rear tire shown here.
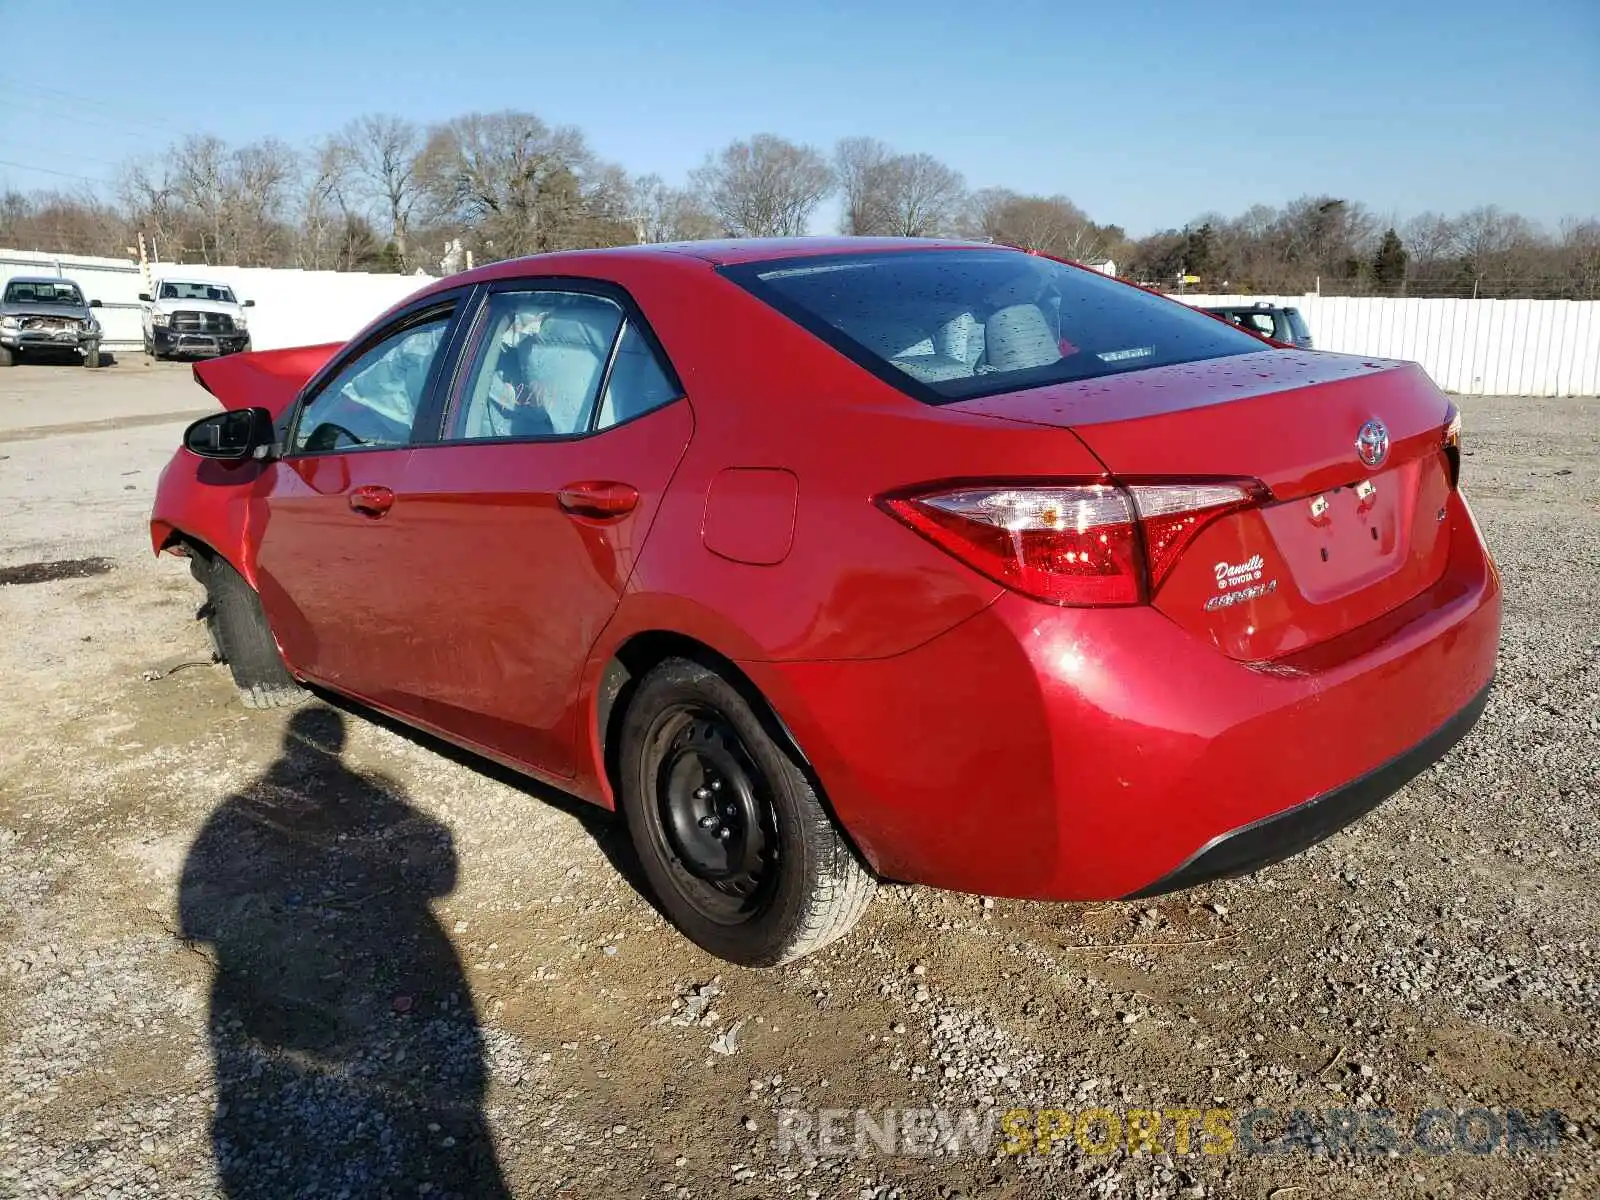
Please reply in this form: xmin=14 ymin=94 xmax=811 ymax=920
xmin=618 ymin=658 xmax=875 ymax=966
xmin=190 ymin=553 xmax=308 ymax=709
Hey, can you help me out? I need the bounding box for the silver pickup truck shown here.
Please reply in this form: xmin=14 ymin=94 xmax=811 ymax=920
xmin=0 ymin=276 xmax=104 ymax=367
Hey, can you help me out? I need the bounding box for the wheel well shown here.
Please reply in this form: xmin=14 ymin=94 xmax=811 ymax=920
xmin=597 ymin=631 xmax=813 ymax=806
xmin=161 ymin=531 xmax=245 ymax=584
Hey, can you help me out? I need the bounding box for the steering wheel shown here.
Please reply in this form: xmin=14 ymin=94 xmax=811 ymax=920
xmin=302 ymin=421 xmax=365 ymax=452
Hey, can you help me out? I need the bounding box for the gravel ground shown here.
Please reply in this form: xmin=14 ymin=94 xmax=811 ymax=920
xmin=0 ymin=362 xmax=1596 ymax=1199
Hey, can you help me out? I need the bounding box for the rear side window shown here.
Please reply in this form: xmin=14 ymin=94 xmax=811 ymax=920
xmin=450 ymin=291 xmax=625 ymax=441
xmin=723 ymin=250 xmax=1264 ymax=403
xmin=596 ymin=323 xmax=680 ymax=430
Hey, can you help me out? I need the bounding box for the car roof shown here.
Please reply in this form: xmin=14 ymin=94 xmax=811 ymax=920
xmin=449 ymin=235 xmax=995 ymax=282
xmin=5 ymin=275 xmax=80 ymax=286
xmin=386 ymin=236 xmax=1052 ymax=336
xmin=646 ymin=235 xmax=992 ymax=265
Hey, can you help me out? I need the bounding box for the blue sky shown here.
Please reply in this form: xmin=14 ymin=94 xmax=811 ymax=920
xmin=1 ymin=0 xmax=1595 ymax=235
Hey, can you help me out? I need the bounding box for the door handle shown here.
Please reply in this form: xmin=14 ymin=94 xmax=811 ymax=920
xmin=349 ymin=484 xmax=395 ymax=517
xmin=557 ymin=480 xmax=639 ymax=519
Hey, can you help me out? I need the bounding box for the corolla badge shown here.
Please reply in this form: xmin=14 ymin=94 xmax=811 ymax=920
xmin=1356 ymin=418 xmax=1389 ymax=468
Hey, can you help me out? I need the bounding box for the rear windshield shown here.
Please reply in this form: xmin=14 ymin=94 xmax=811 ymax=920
xmin=723 ymin=249 xmax=1264 ymax=403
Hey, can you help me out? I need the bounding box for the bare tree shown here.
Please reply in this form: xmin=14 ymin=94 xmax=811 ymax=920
xmin=882 ymin=153 xmax=965 ymax=237
xmin=223 ymin=138 xmax=299 ymax=266
xmin=295 ymin=137 xmax=352 ymax=269
xmin=691 ymin=134 xmax=833 ymax=237
xmin=1561 ymin=218 xmax=1600 ymax=300
xmin=835 ymin=137 xmax=895 ymax=234
xmin=420 ymin=110 xmax=630 ymax=261
xmin=1454 ymin=205 xmax=1538 ymax=295
xmin=338 ymin=115 xmax=426 ymax=268
xmin=629 ymin=173 xmax=719 ymax=242
xmin=0 ymin=187 xmax=129 ymax=256
xmin=120 ymin=158 xmax=185 ymax=260
xmin=966 ymin=189 xmax=1110 ymax=262
xmin=1401 ymin=212 xmax=1459 ymax=273
xmin=170 ymin=134 xmax=229 ymax=262
xmin=836 ymin=140 xmax=964 ymax=237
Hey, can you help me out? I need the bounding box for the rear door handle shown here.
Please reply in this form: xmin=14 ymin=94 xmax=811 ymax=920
xmin=349 ymin=484 xmax=395 ymax=517
xmin=557 ymin=480 xmax=639 ymax=519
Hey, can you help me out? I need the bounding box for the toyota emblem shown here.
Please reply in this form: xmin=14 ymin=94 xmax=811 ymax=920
xmin=1356 ymin=419 xmax=1389 ymax=469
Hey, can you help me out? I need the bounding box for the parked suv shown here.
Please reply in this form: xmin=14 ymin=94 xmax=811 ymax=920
xmin=0 ymin=276 xmax=104 ymax=367
xmin=140 ymin=278 xmax=253 ymax=360
xmin=1201 ymin=302 xmax=1314 ymax=349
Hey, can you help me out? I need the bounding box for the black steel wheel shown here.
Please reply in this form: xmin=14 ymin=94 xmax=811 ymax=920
xmin=650 ymin=704 xmax=779 ymax=922
xmin=618 ymin=658 xmax=875 ymax=966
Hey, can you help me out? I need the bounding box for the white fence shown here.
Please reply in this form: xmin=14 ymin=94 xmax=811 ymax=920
xmin=0 ymin=250 xmax=435 ymax=354
xmin=1176 ymin=294 xmax=1600 ymax=396
xmin=4 ymin=249 xmax=1598 ymax=395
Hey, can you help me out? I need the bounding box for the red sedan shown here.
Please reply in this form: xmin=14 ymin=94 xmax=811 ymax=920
xmin=151 ymin=238 xmax=1500 ymax=966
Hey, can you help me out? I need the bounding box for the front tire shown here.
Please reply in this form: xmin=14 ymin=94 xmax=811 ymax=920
xmin=191 ymin=553 xmax=308 ymax=709
xmin=0 ymin=346 xmax=14 ymax=367
xmin=83 ymin=341 xmax=101 ymax=368
xmin=618 ymin=658 xmax=875 ymax=966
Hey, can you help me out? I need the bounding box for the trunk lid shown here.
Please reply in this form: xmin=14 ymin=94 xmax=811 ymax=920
xmin=952 ymin=350 xmax=1457 ymax=661
xmin=191 ymin=342 xmax=343 ymax=419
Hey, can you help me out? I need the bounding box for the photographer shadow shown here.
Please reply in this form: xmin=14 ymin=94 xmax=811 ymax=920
xmin=178 ymin=706 xmax=509 ymax=1199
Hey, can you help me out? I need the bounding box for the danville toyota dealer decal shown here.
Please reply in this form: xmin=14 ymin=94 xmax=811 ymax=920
xmin=1204 ymin=555 xmax=1279 ymax=612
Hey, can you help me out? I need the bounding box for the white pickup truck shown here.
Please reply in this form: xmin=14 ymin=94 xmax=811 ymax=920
xmin=139 ymin=278 xmax=254 ymax=360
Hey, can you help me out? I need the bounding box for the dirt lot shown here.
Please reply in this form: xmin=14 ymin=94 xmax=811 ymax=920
xmin=1 ymin=360 xmax=1596 ymax=1199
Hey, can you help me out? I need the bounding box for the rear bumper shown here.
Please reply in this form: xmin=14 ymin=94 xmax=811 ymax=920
xmin=1125 ymin=679 xmax=1490 ymax=897
xmin=757 ymin=489 xmax=1501 ymax=900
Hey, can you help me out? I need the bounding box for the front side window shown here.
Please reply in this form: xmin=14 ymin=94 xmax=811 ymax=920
xmin=451 ymin=291 xmax=625 ymax=440
xmin=4 ymin=280 xmax=84 ymax=305
xmin=160 ymin=281 xmax=236 ymax=303
xmin=292 ymin=315 xmax=451 ymax=453
xmin=724 ymin=250 xmax=1265 ymax=404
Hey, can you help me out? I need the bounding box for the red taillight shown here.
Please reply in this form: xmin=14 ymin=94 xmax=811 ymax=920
xmin=1443 ymin=403 xmax=1463 ymax=489
xmin=1126 ymin=483 xmax=1257 ymax=590
xmin=880 ymin=481 xmax=1257 ymax=607
xmin=882 ymin=485 xmax=1143 ymax=604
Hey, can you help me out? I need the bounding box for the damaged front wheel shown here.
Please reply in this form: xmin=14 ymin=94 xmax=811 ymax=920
xmin=190 ymin=552 xmax=308 ymax=709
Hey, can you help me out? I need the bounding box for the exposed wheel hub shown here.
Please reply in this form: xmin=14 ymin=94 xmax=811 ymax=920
xmin=657 ymin=711 xmax=771 ymax=899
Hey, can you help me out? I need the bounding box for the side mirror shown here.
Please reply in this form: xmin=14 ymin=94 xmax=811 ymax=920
xmin=138 ymin=292 xmax=152 ymax=303
xmin=89 ymin=299 xmax=102 ymax=308
xmin=244 ymin=299 xmax=256 ymax=308
xmin=183 ymin=407 xmax=277 ymax=461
